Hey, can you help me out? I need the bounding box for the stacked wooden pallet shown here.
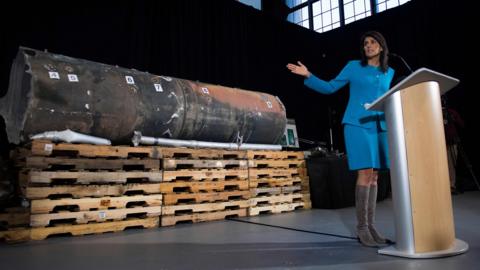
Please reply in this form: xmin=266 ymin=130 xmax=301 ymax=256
xmin=2 ymin=140 xmax=161 ymax=242
xmin=298 ymin=166 xmax=312 ymax=209
xmin=247 ymin=150 xmax=311 ymax=216
xmin=0 ymin=207 xmax=31 ymax=242
xmin=159 ymin=148 xmax=250 ymax=226
xmin=1 ymin=140 xmax=312 ymax=242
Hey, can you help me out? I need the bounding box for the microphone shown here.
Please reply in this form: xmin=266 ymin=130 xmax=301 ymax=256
xmin=389 ymin=53 xmax=413 ymax=74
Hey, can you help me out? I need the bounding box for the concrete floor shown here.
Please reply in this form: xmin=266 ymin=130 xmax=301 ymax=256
xmin=1 ymin=191 xmax=479 ymax=270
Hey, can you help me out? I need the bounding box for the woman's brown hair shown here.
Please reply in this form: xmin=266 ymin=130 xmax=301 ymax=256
xmin=360 ymin=31 xmax=389 ymax=73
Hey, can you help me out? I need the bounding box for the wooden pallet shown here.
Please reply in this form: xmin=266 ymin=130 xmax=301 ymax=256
xmin=1 ymin=217 xmax=159 ymax=243
xmin=25 ymin=183 xmax=162 ymax=199
xmin=248 ymin=202 xmax=305 ymax=216
xmin=247 ymin=159 xmax=305 ymax=169
xmin=161 ymin=209 xmax=247 ymax=226
xmin=163 ymin=159 xmax=247 ymax=170
xmin=247 ymin=150 xmax=304 ymax=160
xmin=301 ymin=178 xmax=310 ymax=192
xmin=10 ymin=147 xmax=31 ymax=167
xmin=27 ymin=170 xmax=163 ymax=184
xmin=26 ymin=156 xmax=160 ymax=171
xmin=162 ymin=200 xmax=249 ymax=215
xmin=249 ymin=178 xmax=295 ymax=188
xmin=249 ymin=187 xmax=283 ymax=197
xmin=163 ymin=169 xmax=248 ymax=182
xmin=299 ymin=193 xmax=311 ymax=201
xmin=249 ymin=168 xmax=300 ymax=179
xmin=249 ymin=193 xmax=304 ymax=206
xmin=163 ymin=190 xmax=250 ymax=205
xmin=281 ymin=185 xmax=302 ymax=194
xmin=159 ymin=180 xmax=249 ymax=193
xmin=30 ymin=140 xmax=163 ymax=158
xmin=158 ymin=147 xmax=247 ymax=159
xmin=0 ymin=228 xmax=31 ymax=243
xmin=301 ymin=176 xmax=310 ymax=185
xmin=0 ymin=208 xmax=30 ymax=227
xmin=30 ymin=206 xmax=161 ymax=227
xmin=303 ymin=201 xmax=312 ymax=209
xmin=30 ymin=141 xmax=249 ymax=159
xmin=299 ymin=193 xmax=312 ymax=209
xmin=292 ymin=178 xmax=302 ymax=185
xmin=32 ymin=217 xmax=158 ymax=240
xmin=30 ymin=195 xmax=163 ymax=214
xmin=298 ymin=167 xmax=309 ymax=179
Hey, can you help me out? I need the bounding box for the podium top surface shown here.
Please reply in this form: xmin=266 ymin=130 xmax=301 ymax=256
xmin=365 ymin=68 xmax=459 ymax=111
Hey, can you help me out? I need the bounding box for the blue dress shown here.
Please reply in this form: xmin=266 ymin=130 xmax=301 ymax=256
xmin=304 ymin=60 xmax=395 ymax=170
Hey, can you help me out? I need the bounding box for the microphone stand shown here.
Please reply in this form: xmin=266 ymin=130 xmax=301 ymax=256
xmin=389 ymin=53 xmax=413 ymax=74
xmin=328 ymin=106 xmax=334 ymax=152
xmin=443 ymin=104 xmax=480 ymax=191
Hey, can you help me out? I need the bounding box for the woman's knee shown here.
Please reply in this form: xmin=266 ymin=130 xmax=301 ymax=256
xmin=370 ymin=171 xmax=379 ymax=185
xmin=357 ymin=169 xmax=372 ymax=185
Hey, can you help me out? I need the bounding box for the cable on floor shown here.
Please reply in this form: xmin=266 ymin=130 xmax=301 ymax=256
xmin=226 ymin=217 xmax=358 ymax=240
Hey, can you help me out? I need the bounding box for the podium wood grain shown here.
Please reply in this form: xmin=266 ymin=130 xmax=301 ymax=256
xmin=401 ymin=81 xmax=455 ymax=252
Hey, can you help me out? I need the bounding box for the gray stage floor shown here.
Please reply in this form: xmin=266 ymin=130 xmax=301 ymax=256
xmin=1 ymin=191 xmax=479 ymax=270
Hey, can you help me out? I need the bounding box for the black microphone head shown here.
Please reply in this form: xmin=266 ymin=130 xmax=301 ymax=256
xmin=388 ymin=53 xmax=399 ymax=58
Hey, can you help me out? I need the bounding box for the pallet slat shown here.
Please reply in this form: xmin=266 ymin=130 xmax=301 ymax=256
xmin=163 ymin=159 xmax=247 ymax=170
xmin=247 ymin=150 xmax=304 ymax=160
xmin=247 ymin=160 xmax=305 ymax=168
xmin=30 ymin=206 xmax=161 ymax=227
xmin=26 ymin=156 xmax=160 ymax=170
xmin=162 ymin=200 xmax=249 ymax=215
xmin=281 ymin=186 xmax=302 ymax=193
xmin=0 ymin=211 xmax=30 ymax=227
xmin=28 ymin=171 xmax=163 ymax=184
xmin=30 ymin=195 xmax=163 ymax=214
xmin=30 ymin=217 xmax=159 ymax=240
xmin=163 ymin=190 xmax=250 ymax=205
xmin=159 ymin=180 xmax=249 ymax=193
xmin=26 ymin=183 xmax=162 ymax=199
xmin=248 ymin=202 xmax=305 ymax=216
xmin=31 ymin=140 xmax=162 ymax=158
xmin=249 ymin=194 xmax=304 ymax=206
xmin=249 ymin=178 xmax=295 ymax=188
xmin=249 ymin=187 xmax=283 ymax=197
xmin=163 ymin=169 xmax=248 ymax=182
xmin=159 ymin=148 xmax=247 ymax=159
xmin=161 ymin=209 xmax=246 ymax=226
xmin=0 ymin=229 xmax=31 ymax=243
xmin=249 ymin=168 xmax=301 ymax=179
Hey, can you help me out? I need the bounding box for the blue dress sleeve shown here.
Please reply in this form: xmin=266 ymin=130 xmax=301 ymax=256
xmin=303 ymin=61 xmax=351 ymax=94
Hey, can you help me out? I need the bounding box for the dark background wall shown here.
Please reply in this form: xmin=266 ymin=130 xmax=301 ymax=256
xmin=0 ymin=0 xmax=476 ymax=176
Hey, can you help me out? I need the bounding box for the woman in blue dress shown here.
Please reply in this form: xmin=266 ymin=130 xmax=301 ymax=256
xmin=287 ymin=31 xmax=395 ymax=247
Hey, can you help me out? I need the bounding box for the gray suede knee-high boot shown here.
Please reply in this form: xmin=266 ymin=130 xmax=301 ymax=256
xmin=356 ymin=185 xmax=377 ymax=247
xmin=367 ymin=185 xmax=387 ymax=244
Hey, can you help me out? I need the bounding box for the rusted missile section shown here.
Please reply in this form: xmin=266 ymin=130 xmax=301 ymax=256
xmin=0 ymin=47 xmax=287 ymax=144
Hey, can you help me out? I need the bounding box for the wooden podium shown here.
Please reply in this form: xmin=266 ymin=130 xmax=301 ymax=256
xmin=366 ymin=68 xmax=469 ymax=258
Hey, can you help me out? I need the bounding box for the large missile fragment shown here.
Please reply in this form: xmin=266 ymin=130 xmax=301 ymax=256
xmin=0 ymin=47 xmax=287 ymax=144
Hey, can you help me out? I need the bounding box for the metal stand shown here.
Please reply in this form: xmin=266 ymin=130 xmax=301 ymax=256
xmin=443 ymin=105 xmax=480 ymax=191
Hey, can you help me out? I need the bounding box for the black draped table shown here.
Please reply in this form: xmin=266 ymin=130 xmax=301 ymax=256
xmin=306 ymin=156 xmax=390 ymax=209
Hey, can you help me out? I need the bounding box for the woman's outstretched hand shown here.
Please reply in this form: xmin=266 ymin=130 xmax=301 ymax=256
xmin=286 ymin=61 xmax=310 ymax=78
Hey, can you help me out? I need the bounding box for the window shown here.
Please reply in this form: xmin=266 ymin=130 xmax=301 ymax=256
xmin=313 ymin=0 xmax=341 ymax=33
xmin=285 ymin=0 xmax=410 ymax=33
xmin=343 ymin=0 xmax=371 ymax=25
xmin=376 ymin=0 xmax=411 ymax=13
xmin=237 ymin=0 xmax=262 ymax=10
xmin=287 ymin=5 xmax=310 ymax=29
xmin=286 ymin=0 xmax=308 ymax=8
